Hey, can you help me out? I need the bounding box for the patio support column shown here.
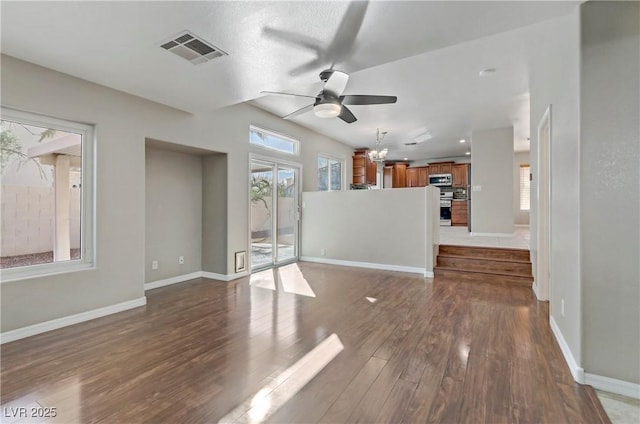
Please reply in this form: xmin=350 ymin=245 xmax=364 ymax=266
xmin=54 ymin=154 xmax=71 ymax=261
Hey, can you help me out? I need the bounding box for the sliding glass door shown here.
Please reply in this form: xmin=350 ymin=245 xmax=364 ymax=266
xmin=250 ymin=159 xmax=300 ymax=270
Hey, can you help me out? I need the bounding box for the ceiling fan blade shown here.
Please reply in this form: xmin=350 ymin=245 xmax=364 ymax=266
xmin=326 ymin=1 xmax=369 ymax=65
xmin=261 ymin=91 xmax=316 ymax=99
xmin=262 ymin=27 xmax=322 ymax=54
xmin=338 ymin=105 xmax=357 ymax=124
xmin=323 ymin=70 xmax=349 ymax=96
xmin=283 ymin=104 xmax=314 ymax=120
xmin=289 ymin=57 xmax=324 ymax=77
xmin=341 ymin=95 xmax=398 ymax=105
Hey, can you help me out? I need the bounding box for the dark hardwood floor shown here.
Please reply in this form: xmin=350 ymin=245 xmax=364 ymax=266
xmin=1 ymin=262 xmax=609 ymax=423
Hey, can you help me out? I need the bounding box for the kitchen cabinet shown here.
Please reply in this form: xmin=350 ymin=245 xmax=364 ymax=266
xmin=384 ymin=163 xmax=408 ymax=188
xmin=408 ymin=166 xmax=429 ymax=187
xmin=452 ymin=164 xmax=468 ymax=188
xmin=352 ymin=150 xmax=376 ymax=186
xmin=428 ymin=162 xmax=453 ymax=175
xmin=406 ymin=168 xmax=420 ymax=187
xmin=451 ymin=200 xmax=468 ymax=226
xmin=393 ymin=163 xmax=407 ymax=188
xmin=419 ymin=167 xmax=429 ymax=186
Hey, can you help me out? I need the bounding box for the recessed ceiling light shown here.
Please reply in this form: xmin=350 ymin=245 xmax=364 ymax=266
xmin=479 ymin=68 xmax=497 ymax=77
xmin=403 ymin=158 xmax=408 ymax=161
xmin=459 ymin=139 xmax=466 ymax=143
xmin=465 ymin=151 xmax=471 ymax=155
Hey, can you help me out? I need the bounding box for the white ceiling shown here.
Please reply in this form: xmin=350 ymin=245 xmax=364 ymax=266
xmin=1 ymin=1 xmax=580 ymax=160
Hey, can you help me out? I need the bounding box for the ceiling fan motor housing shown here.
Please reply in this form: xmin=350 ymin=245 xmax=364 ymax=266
xmin=319 ymin=69 xmax=335 ymax=82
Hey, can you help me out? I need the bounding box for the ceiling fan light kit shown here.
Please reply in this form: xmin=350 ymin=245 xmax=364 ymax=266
xmin=314 ymin=102 xmax=341 ymax=118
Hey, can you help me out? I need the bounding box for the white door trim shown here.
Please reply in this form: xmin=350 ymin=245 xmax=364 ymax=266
xmin=535 ymin=105 xmax=552 ymax=301
xmin=248 ymin=154 xmax=302 ymax=273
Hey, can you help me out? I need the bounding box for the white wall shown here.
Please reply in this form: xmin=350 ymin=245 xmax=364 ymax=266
xmin=527 ymin=9 xmax=582 ymax=370
xmin=580 ymin=1 xmax=639 ymax=385
xmin=513 ymin=151 xmax=530 ymax=226
xmin=301 ymin=187 xmax=439 ymax=274
xmin=0 ymin=55 xmax=353 ymax=332
xmin=470 ymin=127 xmax=514 ymax=234
xmin=145 ymin=147 xmax=203 ymax=283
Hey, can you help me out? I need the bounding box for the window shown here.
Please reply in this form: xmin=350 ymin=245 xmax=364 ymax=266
xmin=249 ymin=125 xmax=299 ymax=155
xmin=318 ymin=155 xmax=343 ymax=191
xmin=520 ymin=164 xmax=531 ymax=211
xmin=0 ymin=107 xmax=95 ymax=281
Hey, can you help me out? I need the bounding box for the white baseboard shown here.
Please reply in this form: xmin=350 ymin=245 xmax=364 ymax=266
xmin=549 ymin=315 xmax=585 ymax=383
xmin=514 ymin=224 xmax=530 ymax=228
xmin=0 ymin=296 xmax=147 ymax=344
xmin=532 ymin=280 xmax=550 ymax=301
xmin=201 ymin=271 xmax=249 ymax=281
xmin=300 ymin=256 xmax=427 ymax=276
xmin=470 ymin=232 xmax=515 ymax=238
xmin=145 ymin=270 xmax=249 ymax=289
xmin=585 ymin=373 xmax=640 ymax=399
xmin=144 ymin=271 xmax=203 ymax=291
xmin=424 ymin=271 xmax=434 ymax=278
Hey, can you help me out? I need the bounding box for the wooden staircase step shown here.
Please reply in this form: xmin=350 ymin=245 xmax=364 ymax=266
xmin=436 ymin=255 xmax=532 ymax=276
xmin=438 ymin=244 xmax=530 ymax=261
xmin=434 ymin=267 xmax=533 ymax=287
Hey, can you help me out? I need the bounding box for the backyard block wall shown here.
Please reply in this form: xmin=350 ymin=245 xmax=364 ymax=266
xmin=1 ymin=185 xmax=81 ymax=257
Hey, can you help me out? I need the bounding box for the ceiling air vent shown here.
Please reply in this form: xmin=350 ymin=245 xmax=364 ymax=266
xmin=404 ymin=142 xmax=418 ymax=146
xmin=160 ymin=31 xmax=227 ymax=65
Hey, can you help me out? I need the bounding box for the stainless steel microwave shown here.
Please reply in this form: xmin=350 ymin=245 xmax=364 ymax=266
xmin=429 ymin=173 xmax=452 ymax=186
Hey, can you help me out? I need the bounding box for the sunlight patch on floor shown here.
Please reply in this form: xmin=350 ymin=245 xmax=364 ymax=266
xmin=249 ymin=269 xmax=276 ymax=290
xmin=218 ymin=333 xmax=344 ymax=424
xmin=278 ymin=264 xmax=316 ymax=298
xmin=250 ymin=265 xmax=316 ymax=298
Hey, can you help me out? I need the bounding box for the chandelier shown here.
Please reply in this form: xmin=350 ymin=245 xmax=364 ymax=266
xmin=368 ymin=128 xmax=388 ymax=163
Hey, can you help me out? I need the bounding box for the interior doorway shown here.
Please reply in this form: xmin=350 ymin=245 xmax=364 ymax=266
xmin=250 ymin=158 xmax=300 ymax=271
xmin=535 ymin=105 xmax=552 ymax=301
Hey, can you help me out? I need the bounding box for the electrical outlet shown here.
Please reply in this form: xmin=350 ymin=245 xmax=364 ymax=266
xmin=561 ymin=299 xmax=565 ymax=317
xmin=321 ymin=249 xmax=326 ymax=256
xmin=152 ymin=260 xmax=158 ymax=270
xmin=178 ymin=256 xmax=185 ymax=265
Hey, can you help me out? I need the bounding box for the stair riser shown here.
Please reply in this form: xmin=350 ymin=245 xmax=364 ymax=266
xmin=439 ymin=246 xmax=530 ymax=261
xmin=434 ymin=268 xmax=533 ymax=287
xmin=437 ymin=257 xmax=532 ymax=276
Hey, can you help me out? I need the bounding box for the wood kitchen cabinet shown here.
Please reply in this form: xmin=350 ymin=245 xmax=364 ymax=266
xmin=452 ymin=163 xmax=468 ymax=188
xmin=393 ymin=163 xmax=407 ymax=188
xmin=352 ymin=150 xmax=376 ymax=186
xmin=383 ymin=163 xmax=408 ymax=188
xmin=419 ymin=167 xmax=429 ymax=186
xmin=406 ymin=168 xmax=420 ymax=187
xmin=428 ymin=162 xmax=453 ymax=175
xmin=407 ymin=166 xmax=429 ymax=187
xmin=451 ymin=200 xmax=468 ymax=226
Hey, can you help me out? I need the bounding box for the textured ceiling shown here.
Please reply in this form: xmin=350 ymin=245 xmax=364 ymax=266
xmin=1 ymin=1 xmax=580 ymax=159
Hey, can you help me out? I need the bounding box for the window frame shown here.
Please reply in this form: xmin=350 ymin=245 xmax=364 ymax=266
xmin=317 ymin=153 xmax=345 ymax=191
xmin=249 ymin=125 xmax=300 ymax=156
xmin=0 ymin=107 xmax=96 ymax=282
xmin=519 ymin=164 xmax=531 ymax=211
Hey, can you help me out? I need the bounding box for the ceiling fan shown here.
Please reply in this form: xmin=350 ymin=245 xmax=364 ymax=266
xmin=261 ymin=69 xmax=397 ymax=124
